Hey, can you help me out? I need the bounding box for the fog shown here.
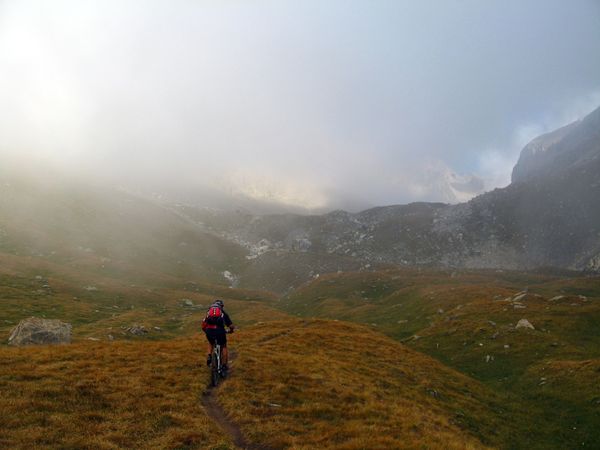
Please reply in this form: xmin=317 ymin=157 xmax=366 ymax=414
xmin=1 ymin=0 xmax=599 ymax=212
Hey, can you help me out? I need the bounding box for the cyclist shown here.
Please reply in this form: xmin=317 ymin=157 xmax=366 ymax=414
xmin=202 ymin=299 xmax=235 ymax=372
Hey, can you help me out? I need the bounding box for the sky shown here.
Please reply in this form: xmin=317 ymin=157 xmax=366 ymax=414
xmin=1 ymin=0 xmax=599 ymax=212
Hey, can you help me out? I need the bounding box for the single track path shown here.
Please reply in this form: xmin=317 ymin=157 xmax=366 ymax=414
xmin=200 ymin=326 xmax=305 ymax=449
xmin=200 ymin=352 xmax=273 ymax=450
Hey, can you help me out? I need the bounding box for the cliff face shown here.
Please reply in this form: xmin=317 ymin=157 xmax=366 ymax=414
xmin=512 ymin=106 xmax=600 ymax=183
xmin=409 ymin=105 xmax=600 ymax=271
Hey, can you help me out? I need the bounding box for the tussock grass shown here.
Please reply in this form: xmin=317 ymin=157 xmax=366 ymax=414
xmin=517 ymin=359 xmax=600 ymax=447
xmin=219 ymin=319 xmax=508 ymax=449
xmin=278 ymin=269 xmax=600 ymax=448
xmin=0 ymin=338 xmax=231 ymax=449
xmin=0 ymin=251 xmax=281 ymax=343
xmin=2 ymin=247 xmax=599 ymax=449
xmin=0 ymin=320 xmax=508 ymax=450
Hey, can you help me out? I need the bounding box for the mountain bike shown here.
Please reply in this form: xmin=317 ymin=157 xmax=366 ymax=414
xmin=210 ymin=330 xmax=231 ymax=387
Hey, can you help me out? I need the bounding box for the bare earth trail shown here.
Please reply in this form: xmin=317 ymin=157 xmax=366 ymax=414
xmin=200 ymin=351 xmax=274 ymax=450
xmin=200 ymin=324 xmax=307 ymax=449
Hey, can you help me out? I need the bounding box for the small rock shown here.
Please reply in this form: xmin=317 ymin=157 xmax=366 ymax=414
xmin=515 ymin=319 xmax=535 ymax=330
xmin=427 ymin=389 xmax=440 ymax=398
xmin=127 ymin=324 xmax=148 ymax=336
xmin=513 ymin=293 xmax=527 ymax=302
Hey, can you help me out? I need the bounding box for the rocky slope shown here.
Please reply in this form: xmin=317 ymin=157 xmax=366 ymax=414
xmin=180 ymin=105 xmax=600 ymax=281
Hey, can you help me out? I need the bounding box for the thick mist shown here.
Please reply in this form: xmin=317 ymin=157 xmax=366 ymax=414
xmin=1 ymin=0 xmax=599 ymax=212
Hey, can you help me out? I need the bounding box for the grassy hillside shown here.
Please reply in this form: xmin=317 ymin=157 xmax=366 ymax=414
xmin=279 ymin=268 xmax=600 ymax=448
xmin=0 ymin=170 xmax=248 ymax=285
xmin=0 ymin=251 xmax=282 ymax=343
xmin=2 ymin=257 xmax=599 ymax=448
xmin=219 ymin=319 xmax=509 ymax=449
xmin=279 ymin=268 xmax=555 ymax=340
xmin=1 ymin=319 xmax=520 ymax=450
xmin=0 ymin=338 xmax=230 ymax=449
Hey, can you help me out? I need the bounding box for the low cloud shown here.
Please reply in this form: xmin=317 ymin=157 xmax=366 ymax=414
xmin=1 ymin=1 xmax=599 ymax=212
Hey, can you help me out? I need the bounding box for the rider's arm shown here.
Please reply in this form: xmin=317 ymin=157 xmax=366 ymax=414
xmin=223 ymin=312 xmax=234 ymax=331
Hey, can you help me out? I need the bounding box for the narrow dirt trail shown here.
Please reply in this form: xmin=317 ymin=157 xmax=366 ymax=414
xmin=200 ymin=353 xmax=272 ymax=450
xmin=200 ymin=327 xmax=304 ymax=449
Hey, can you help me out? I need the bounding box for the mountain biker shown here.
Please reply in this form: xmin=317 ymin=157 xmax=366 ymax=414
xmin=202 ymin=299 xmax=235 ymax=372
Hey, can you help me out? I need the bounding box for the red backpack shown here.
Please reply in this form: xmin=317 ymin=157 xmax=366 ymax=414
xmin=205 ymin=305 xmax=223 ymax=325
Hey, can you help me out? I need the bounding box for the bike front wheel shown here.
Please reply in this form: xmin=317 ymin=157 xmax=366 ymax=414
xmin=210 ymin=347 xmax=220 ymax=387
xmin=211 ymin=359 xmax=219 ymax=386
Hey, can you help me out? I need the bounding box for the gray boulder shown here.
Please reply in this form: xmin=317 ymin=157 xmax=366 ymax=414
xmin=8 ymin=317 xmax=72 ymax=346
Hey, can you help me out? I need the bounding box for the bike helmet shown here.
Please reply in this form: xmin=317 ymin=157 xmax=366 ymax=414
xmin=214 ymin=299 xmax=224 ymax=308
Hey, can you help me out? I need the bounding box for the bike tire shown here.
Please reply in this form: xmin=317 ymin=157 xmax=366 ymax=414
xmin=211 ymin=346 xmax=220 ymax=387
xmin=211 ymin=369 xmax=219 ymax=386
xmin=211 ymin=358 xmax=219 ymax=386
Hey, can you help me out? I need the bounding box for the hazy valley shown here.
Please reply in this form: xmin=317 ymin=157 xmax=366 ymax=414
xmin=1 ymin=107 xmax=600 ymax=449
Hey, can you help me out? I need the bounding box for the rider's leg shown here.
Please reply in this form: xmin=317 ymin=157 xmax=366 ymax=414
xmin=206 ymin=333 xmax=215 ymax=365
xmin=222 ymin=346 xmax=229 ymax=367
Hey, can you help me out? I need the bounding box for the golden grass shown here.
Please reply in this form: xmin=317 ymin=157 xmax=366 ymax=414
xmin=219 ymin=319 xmax=506 ymax=449
xmin=524 ymin=358 xmax=600 ymax=405
xmin=0 ymin=319 xmax=510 ymax=450
xmin=0 ymin=338 xmax=231 ymax=449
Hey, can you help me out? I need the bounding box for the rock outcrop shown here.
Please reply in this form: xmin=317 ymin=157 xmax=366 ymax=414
xmin=511 ymin=121 xmax=580 ymax=183
xmin=8 ymin=317 xmax=72 ymax=346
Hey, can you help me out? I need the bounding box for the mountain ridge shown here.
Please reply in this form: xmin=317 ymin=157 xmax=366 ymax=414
xmin=180 ymin=105 xmax=600 ymax=287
